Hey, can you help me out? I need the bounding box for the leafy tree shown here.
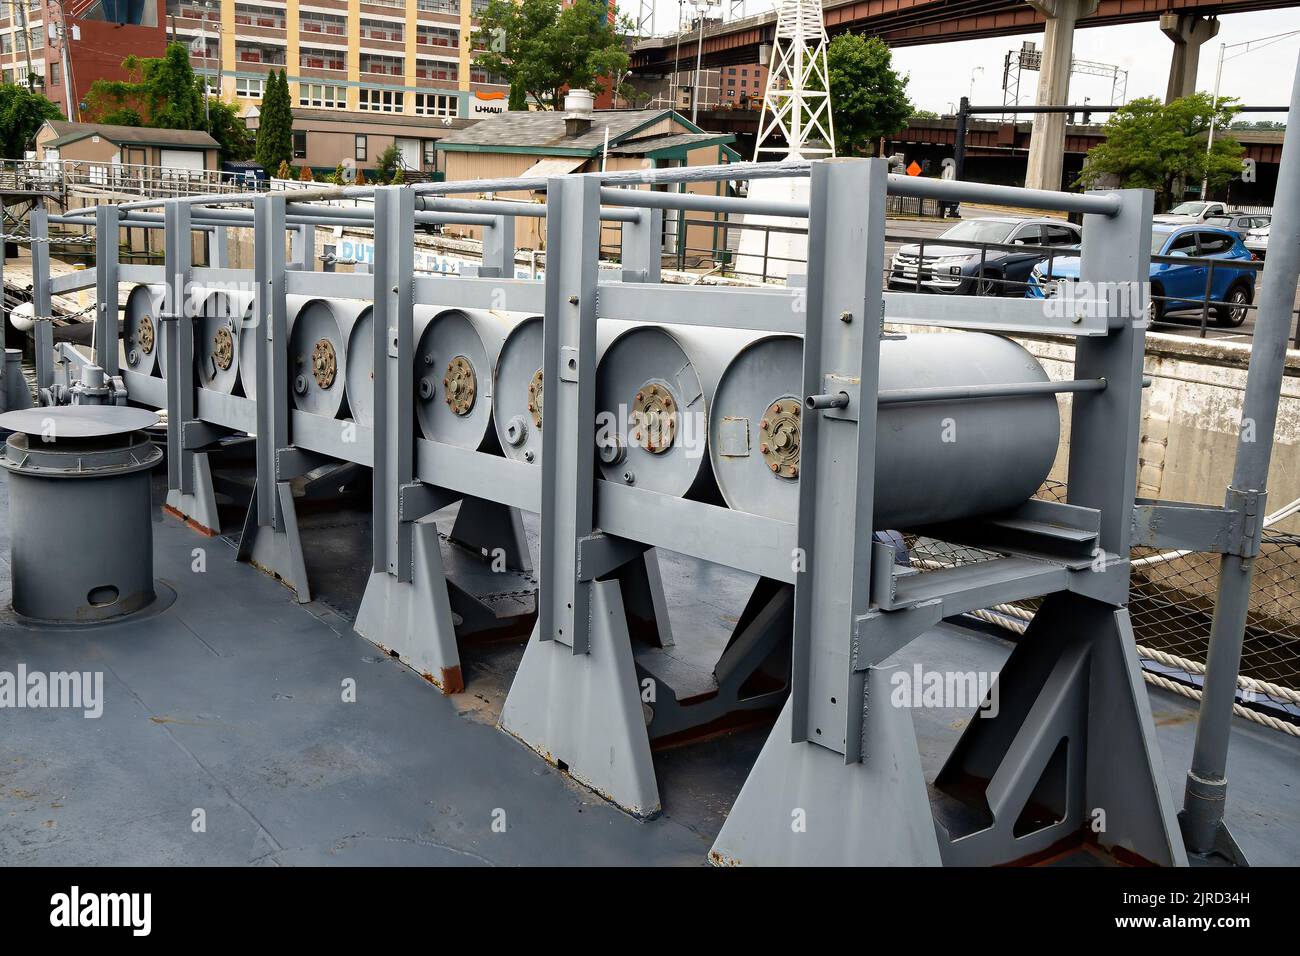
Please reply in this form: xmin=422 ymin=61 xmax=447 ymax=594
xmin=275 ymin=159 xmax=294 ymax=180
xmin=377 ymin=143 xmax=402 ymax=183
xmin=206 ymin=97 xmax=254 ymax=163
xmin=255 ymin=69 xmax=293 ymax=174
xmin=0 ymin=83 xmax=63 ymax=159
xmin=1077 ymin=93 xmax=1245 ymax=210
xmin=391 ymin=165 xmax=405 ymax=185
xmin=146 ymin=43 xmax=204 ymax=129
xmin=81 ymin=45 xmax=252 ymax=162
xmin=99 ymin=107 xmax=145 ymax=126
xmin=298 ymin=164 xmax=314 ymax=182
xmin=473 ymin=0 xmax=633 ymax=110
xmin=354 ymin=168 xmax=367 ymax=186
xmin=911 ymin=109 xmax=939 ymax=120
xmin=823 ymin=33 xmax=912 ymax=156
xmin=508 ymin=79 xmax=527 ymax=112
xmin=332 ymin=162 xmax=346 ymax=184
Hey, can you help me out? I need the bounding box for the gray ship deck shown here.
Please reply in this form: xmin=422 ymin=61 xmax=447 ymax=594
xmin=2 ymin=471 xmax=1297 ymax=867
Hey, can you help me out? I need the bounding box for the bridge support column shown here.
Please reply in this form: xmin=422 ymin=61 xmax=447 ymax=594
xmin=1161 ymin=14 xmax=1219 ymax=103
xmin=1024 ymin=0 xmax=1098 ymax=192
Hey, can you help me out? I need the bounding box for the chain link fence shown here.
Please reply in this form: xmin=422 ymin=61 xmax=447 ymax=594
xmin=905 ymin=478 xmax=1300 ymax=735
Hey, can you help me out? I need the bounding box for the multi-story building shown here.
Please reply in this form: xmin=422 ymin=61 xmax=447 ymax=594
xmin=0 ymin=0 xmax=514 ymax=123
xmin=0 ymin=0 xmax=169 ymax=119
xmin=167 ymin=0 xmax=511 ymax=119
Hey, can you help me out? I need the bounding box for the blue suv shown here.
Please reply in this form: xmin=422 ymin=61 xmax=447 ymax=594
xmin=1027 ymin=224 xmax=1257 ymax=327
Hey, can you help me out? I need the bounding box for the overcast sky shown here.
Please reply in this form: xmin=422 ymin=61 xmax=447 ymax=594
xmin=647 ymin=4 xmax=1300 ymax=120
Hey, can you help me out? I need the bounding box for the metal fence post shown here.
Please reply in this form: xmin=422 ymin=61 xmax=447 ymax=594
xmin=1180 ymin=51 xmax=1300 ymax=864
xmin=619 ymin=206 xmax=662 ymax=284
xmin=480 ymin=214 xmax=515 ymax=278
xmin=538 ymin=173 xmax=602 ymax=653
xmin=163 ymin=200 xmax=194 ymax=494
xmin=94 ymin=204 xmax=120 ymax=378
xmin=371 ymin=185 xmax=416 ymax=582
xmin=29 ymin=207 xmax=52 ymax=399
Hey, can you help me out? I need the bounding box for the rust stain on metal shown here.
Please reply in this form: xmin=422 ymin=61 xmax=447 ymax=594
xmin=161 ymin=504 xmax=218 ymax=537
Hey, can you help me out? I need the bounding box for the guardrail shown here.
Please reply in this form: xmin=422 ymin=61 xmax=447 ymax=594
xmin=0 ymin=158 xmax=261 ymax=201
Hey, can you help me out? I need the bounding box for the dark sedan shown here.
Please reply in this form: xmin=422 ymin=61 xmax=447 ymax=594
xmin=888 ymin=217 xmax=1081 ymax=296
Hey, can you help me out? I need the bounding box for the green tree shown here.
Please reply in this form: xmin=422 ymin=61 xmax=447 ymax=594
xmin=823 ymin=34 xmax=913 ymax=156
xmin=508 ymin=79 xmax=527 ymax=112
xmin=473 ymin=0 xmax=632 ymax=110
xmin=255 ymin=69 xmax=293 ymax=174
xmin=146 ymin=42 xmax=205 ymax=129
xmin=0 ymin=83 xmax=63 ymax=159
xmin=376 ymin=142 xmax=402 ymax=183
xmin=1077 ymin=93 xmax=1245 ymax=210
xmin=206 ymin=97 xmax=254 ymax=163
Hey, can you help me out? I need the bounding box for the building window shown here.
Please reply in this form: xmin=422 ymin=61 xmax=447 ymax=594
xmin=416 ymin=24 xmax=458 ymax=47
xmin=299 ymin=83 xmax=345 ymax=109
xmin=359 ymin=88 xmax=403 ymax=112
xmin=415 ymin=59 xmax=458 ymax=82
xmin=299 ymin=10 xmax=346 ymax=35
xmin=422 ymin=140 xmax=436 ymax=166
xmin=236 ymin=42 xmax=286 ymax=66
xmin=360 ymin=18 xmax=403 ymax=43
xmin=300 ymin=46 xmax=346 ymax=72
xmin=49 ymin=61 xmax=59 ymax=85
xmin=414 ymin=92 xmax=457 ymax=117
xmin=235 ymin=75 xmax=265 ymax=99
xmin=355 ymin=134 xmax=368 ymax=163
xmin=360 ymin=53 xmax=403 ymax=76
xmin=416 ymin=0 xmax=457 ymax=12
xmin=292 ymin=131 xmax=306 ymax=160
xmin=233 ymin=3 xmax=285 ymax=29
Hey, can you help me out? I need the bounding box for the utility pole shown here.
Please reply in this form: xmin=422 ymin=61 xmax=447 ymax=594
xmin=15 ymin=0 xmax=34 ymax=93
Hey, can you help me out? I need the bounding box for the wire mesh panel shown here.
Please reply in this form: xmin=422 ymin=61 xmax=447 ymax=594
xmin=903 ymin=477 xmax=1300 ymax=698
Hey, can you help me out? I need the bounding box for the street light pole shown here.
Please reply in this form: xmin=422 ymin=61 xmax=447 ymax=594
xmin=691 ymin=0 xmax=710 ymax=125
xmin=1202 ymin=29 xmax=1300 ymax=198
xmin=1201 ymin=41 xmax=1226 ymax=199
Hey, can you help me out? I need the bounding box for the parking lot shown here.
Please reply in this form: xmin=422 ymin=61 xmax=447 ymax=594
xmin=885 ymin=211 xmax=1298 ymax=344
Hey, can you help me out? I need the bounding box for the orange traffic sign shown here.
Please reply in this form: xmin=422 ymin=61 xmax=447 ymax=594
xmin=906 ymin=161 xmax=922 ymax=176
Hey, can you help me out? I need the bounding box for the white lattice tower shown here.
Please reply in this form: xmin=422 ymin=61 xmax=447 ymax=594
xmin=753 ymin=0 xmax=836 ymax=159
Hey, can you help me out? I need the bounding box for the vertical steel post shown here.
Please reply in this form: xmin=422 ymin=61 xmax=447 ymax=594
xmin=252 ymin=194 xmax=286 ymax=530
xmin=538 ymin=174 xmax=602 ymax=653
xmin=1180 ymin=52 xmax=1300 ymax=861
xmin=1070 ymin=188 xmax=1153 ymax=559
xmin=208 ymin=224 xmax=229 ymax=269
xmin=791 ymin=158 xmax=888 ymax=759
xmin=480 ymin=214 xmax=515 ymax=278
xmin=163 ymin=200 xmax=194 ymax=494
xmin=371 ymin=186 xmax=416 ymax=581
xmin=619 ymin=208 xmax=662 ymax=283
xmin=0 ymin=207 xmax=6 ymax=403
xmin=94 ymin=204 xmax=120 ymax=378
xmin=29 ymin=207 xmax=52 ymax=398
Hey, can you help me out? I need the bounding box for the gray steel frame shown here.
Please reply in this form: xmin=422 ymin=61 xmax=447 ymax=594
xmin=29 ymin=135 xmax=1296 ymax=864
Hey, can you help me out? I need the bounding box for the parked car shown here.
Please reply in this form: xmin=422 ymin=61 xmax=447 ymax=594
xmin=888 ymin=217 xmax=1081 ymax=296
xmin=1153 ymin=200 xmax=1230 ymax=224
xmin=1244 ymin=224 xmax=1270 ymax=259
xmin=1026 ymin=224 xmax=1256 ymax=327
xmin=1205 ymin=212 xmax=1271 ymax=240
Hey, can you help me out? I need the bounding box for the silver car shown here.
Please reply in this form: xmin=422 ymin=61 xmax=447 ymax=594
xmin=1244 ymin=224 xmax=1269 ymax=259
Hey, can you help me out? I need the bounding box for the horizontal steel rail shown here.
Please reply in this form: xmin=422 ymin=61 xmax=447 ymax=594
xmin=876 ymin=377 xmax=1108 ymax=406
